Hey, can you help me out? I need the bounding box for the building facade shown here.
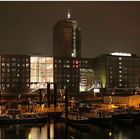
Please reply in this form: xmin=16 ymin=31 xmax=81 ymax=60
xmin=53 ymin=57 xmax=94 ymax=95
xmin=0 ymin=54 xmax=30 ymax=94
xmin=53 ymin=12 xmax=81 ymax=58
xmin=94 ymin=53 xmax=140 ymax=94
xmin=79 ymin=58 xmax=94 ymax=92
xmin=30 ymin=56 xmax=54 ymax=90
xmin=53 ymin=57 xmax=80 ymax=95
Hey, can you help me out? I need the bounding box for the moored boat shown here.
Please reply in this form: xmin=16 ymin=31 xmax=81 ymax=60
xmin=86 ymin=109 xmax=112 ymax=125
xmin=112 ymin=108 xmax=134 ymax=125
xmin=62 ymin=109 xmax=89 ymax=124
xmin=0 ymin=109 xmax=48 ymax=124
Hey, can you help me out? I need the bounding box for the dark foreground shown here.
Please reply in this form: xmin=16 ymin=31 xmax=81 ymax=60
xmin=0 ymin=120 xmax=140 ymax=139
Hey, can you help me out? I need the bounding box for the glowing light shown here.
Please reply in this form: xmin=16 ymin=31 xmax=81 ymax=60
xmin=94 ymin=88 xmax=100 ymax=93
xmin=110 ymin=52 xmax=131 ymax=56
xmin=67 ymin=9 xmax=71 ymax=19
xmin=109 ymin=132 xmax=112 ymax=137
xmin=28 ymin=133 xmax=32 ymax=140
xmin=41 ymin=104 xmax=44 ymax=111
xmin=50 ymin=123 xmax=54 ymax=139
xmin=111 ymin=104 xmax=117 ymax=109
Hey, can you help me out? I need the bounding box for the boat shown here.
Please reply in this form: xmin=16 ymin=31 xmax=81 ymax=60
xmin=86 ymin=109 xmax=112 ymax=125
xmin=0 ymin=109 xmax=48 ymax=124
xmin=112 ymin=108 xmax=134 ymax=125
xmin=129 ymin=109 xmax=140 ymax=124
xmin=62 ymin=109 xmax=89 ymax=124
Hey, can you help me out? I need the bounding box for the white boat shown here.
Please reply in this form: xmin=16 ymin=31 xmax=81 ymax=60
xmin=112 ymin=108 xmax=134 ymax=125
xmin=62 ymin=109 xmax=89 ymax=124
xmin=0 ymin=109 xmax=48 ymax=124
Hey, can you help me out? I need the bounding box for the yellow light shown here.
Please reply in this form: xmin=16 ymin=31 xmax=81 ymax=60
xmin=111 ymin=104 xmax=117 ymax=109
xmin=28 ymin=133 xmax=32 ymax=140
xmin=50 ymin=123 xmax=54 ymax=139
xmin=41 ymin=104 xmax=44 ymax=111
xmin=109 ymin=132 xmax=112 ymax=137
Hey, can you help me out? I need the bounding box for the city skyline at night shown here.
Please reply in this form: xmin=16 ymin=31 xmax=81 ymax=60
xmin=0 ymin=1 xmax=140 ymax=58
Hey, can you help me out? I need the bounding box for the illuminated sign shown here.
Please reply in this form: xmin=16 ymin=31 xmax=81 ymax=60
xmin=94 ymin=88 xmax=100 ymax=93
xmin=110 ymin=52 xmax=131 ymax=56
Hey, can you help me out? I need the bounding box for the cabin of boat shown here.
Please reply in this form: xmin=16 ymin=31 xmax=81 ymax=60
xmin=112 ymin=108 xmax=135 ymax=125
xmin=62 ymin=109 xmax=88 ymax=123
xmin=87 ymin=109 xmax=112 ymax=119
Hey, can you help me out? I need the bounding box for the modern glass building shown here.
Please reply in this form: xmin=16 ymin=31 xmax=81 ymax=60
xmin=30 ymin=56 xmax=53 ymax=90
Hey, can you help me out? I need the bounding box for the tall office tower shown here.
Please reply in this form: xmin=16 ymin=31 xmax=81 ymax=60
xmin=53 ymin=10 xmax=81 ymax=58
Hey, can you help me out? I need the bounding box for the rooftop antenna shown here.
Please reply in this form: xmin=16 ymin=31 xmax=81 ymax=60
xmin=67 ymin=9 xmax=71 ymax=19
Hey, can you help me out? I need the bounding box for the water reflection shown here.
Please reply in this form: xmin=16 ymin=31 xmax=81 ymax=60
xmin=0 ymin=121 xmax=140 ymax=139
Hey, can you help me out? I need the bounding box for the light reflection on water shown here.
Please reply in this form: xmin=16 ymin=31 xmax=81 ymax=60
xmin=0 ymin=121 xmax=140 ymax=139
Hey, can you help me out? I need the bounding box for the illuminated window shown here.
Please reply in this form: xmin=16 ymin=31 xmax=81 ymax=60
xmin=2 ymin=63 xmax=5 ymax=67
xmin=12 ymin=68 xmax=16 ymax=72
xmin=12 ymin=58 xmax=16 ymax=61
xmin=67 ymin=75 xmax=70 ymax=77
xmin=26 ymin=58 xmax=29 ymax=62
xmin=76 ymin=60 xmax=79 ymax=64
xmin=22 ymin=64 xmax=25 ymax=67
xmin=6 ymin=63 xmax=10 ymax=67
xmin=67 ymin=65 xmax=70 ymax=68
xmin=26 ymin=63 xmax=29 ymax=67
xmin=30 ymin=57 xmax=53 ymax=88
xmin=2 ymin=58 xmax=5 ymax=62
xmin=12 ymin=63 xmax=16 ymax=67
xmin=6 ymin=84 xmax=10 ymax=88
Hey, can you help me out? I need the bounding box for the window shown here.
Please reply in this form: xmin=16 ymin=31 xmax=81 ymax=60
xmin=26 ymin=63 xmax=29 ymax=67
xmin=12 ymin=63 xmax=16 ymax=67
xmin=12 ymin=58 xmax=16 ymax=61
xmin=119 ymin=57 xmax=122 ymax=60
xmin=2 ymin=63 xmax=5 ymax=67
xmin=6 ymin=63 xmax=10 ymax=67
xmin=26 ymin=58 xmax=29 ymax=62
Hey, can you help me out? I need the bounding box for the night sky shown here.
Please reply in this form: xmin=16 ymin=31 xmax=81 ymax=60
xmin=0 ymin=1 xmax=140 ymax=58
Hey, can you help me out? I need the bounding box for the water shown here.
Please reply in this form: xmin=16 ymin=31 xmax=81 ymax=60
xmin=0 ymin=121 xmax=140 ymax=139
